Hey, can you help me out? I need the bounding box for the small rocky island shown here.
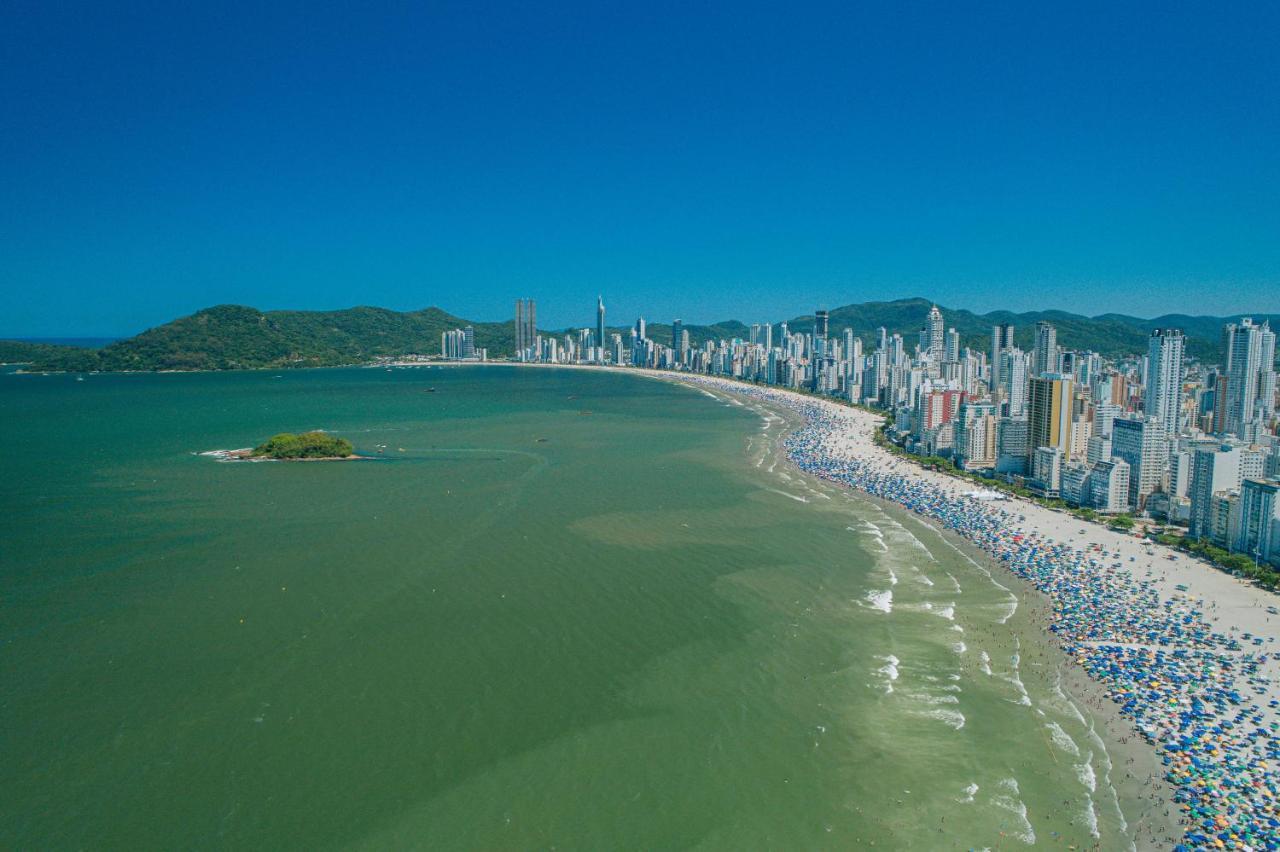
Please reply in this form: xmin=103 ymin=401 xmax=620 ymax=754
xmin=202 ymin=431 xmax=359 ymax=462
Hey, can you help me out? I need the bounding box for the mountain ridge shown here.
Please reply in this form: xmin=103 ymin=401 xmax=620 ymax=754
xmin=6 ymin=298 xmax=1277 ymax=372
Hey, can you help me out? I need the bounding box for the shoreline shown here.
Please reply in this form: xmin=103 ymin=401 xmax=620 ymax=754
xmin=685 ymin=371 xmax=1184 ymax=845
xmin=627 ymin=367 xmax=1279 ymax=850
xmin=197 ymin=448 xmax=370 ymax=462
xmin=473 ymin=361 xmax=1276 ymax=848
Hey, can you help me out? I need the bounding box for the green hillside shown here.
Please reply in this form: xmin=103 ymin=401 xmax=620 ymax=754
xmin=0 ymin=339 xmax=93 ymax=366
xmin=13 ymin=298 xmax=1275 ymax=372
xmin=20 ymin=305 xmax=518 ymax=371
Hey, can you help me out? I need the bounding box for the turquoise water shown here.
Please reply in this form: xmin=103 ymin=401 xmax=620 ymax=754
xmin=2 ymin=365 xmax=1146 ymax=848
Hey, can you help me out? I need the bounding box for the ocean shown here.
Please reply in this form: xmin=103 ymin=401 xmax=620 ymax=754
xmin=1 ymin=364 xmax=1149 ymax=848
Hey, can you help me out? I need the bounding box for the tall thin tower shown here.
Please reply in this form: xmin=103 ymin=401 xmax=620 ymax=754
xmin=927 ymin=305 xmax=944 ymax=360
xmin=595 ymin=296 xmax=606 ymax=362
xmin=1033 ymin=321 xmax=1058 ymax=377
xmin=991 ymin=323 xmax=1015 ymax=391
xmin=514 ymin=298 xmax=536 ymax=358
xmin=1146 ymin=328 xmax=1185 ymax=433
xmin=814 ymin=309 xmax=829 ymax=340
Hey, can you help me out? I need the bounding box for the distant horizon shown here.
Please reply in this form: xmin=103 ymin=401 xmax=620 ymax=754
xmin=5 ymin=293 xmax=1278 ymax=342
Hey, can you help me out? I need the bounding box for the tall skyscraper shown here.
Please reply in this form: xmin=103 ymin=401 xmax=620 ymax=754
xmin=991 ymin=324 xmax=1015 ymax=388
xmin=1222 ymin=318 xmax=1276 ymax=438
xmin=672 ymin=319 xmax=685 ymax=365
xmin=514 ymin=298 xmax=536 ymax=358
xmin=1000 ymin=349 xmax=1028 ymax=416
xmin=991 ymin=323 xmax=1016 ymax=397
xmin=595 ymin=296 xmax=606 ymax=362
xmin=1146 ymin=328 xmax=1185 ymax=433
xmin=1033 ymin=321 xmax=1058 ymax=377
xmin=927 ymin=305 xmax=944 ymax=360
xmin=944 ymin=328 xmax=961 ymax=363
xmin=814 ymin=310 xmax=829 ymax=340
xmin=1027 ymin=375 xmax=1073 ymax=460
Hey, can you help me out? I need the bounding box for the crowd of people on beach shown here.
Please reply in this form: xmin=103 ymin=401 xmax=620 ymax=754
xmin=680 ymin=374 xmax=1279 ymax=851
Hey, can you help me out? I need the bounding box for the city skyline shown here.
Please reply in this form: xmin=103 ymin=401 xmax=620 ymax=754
xmin=11 ymin=290 xmax=1280 ymax=343
xmin=485 ymin=294 xmax=1277 ymax=561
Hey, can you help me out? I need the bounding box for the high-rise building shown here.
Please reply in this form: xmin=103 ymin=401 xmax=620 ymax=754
xmin=1033 ymin=322 xmax=1058 ymax=377
xmin=999 ymin=348 xmax=1027 ymax=416
xmin=595 ymin=296 xmax=606 ymax=362
xmin=1222 ymin=318 xmax=1276 ymax=438
xmin=814 ymin=310 xmax=829 ymax=340
xmin=1027 ymin=375 xmax=1074 ymax=460
xmin=944 ymin=328 xmax=960 ymax=363
xmin=991 ymin=324 xmax=1015 ymax=393
xmin=1234 ymin=479 xmax=1280 ymax=566
xmin=514 ymin=298 xmax=537 ymax=358
xmin=1187 ymin=440 xmax=1239 ymax=534
xmin=1146 ymin=328 xmax=1185 ymax=434
xmin=1189 ymin=441 xmax=1267 ymax=538
xmin=927 ymin=305 xmax=944 ymax=360
xmin=1112 ymin=416 xmax=1167 ymax=512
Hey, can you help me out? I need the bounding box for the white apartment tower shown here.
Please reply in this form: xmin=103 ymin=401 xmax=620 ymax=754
xmin=1146 ymin=328 xmax=1185 ymax=434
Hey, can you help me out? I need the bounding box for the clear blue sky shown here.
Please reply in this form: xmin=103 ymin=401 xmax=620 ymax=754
xmin=3 ymin=1 xmax=1278 ymax=336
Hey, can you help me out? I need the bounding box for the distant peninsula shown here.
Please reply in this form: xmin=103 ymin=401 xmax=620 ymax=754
xmin=202 ymin=431 xmax=358 ymax=462
xmin=7 ymin=299 xmax=1280 ymax=373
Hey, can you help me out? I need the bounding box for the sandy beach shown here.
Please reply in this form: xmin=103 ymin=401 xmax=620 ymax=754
xmin=639 ymin=368 xmax=1280 ymax=850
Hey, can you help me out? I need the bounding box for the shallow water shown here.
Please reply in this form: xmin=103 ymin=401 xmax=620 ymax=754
xmin=1 ymin=365 xmax=1144 ymax=848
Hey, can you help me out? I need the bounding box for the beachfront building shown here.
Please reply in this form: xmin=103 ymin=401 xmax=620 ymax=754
xmin=1061 ymin=462 xmax=1091 ymax=505
xmin=1112 ymin=416 xmax=1167 ymax=513
xmin=514 ymin=298 xmax=537 ymax=360
xmin=1090 ymin=458 xmax=1131 ymax=513
xmin=1209 ymin=492 xmax=1242 ymax=548
xmin=441 ymin=326 xmax=481 ymax=361
xmin=1189 ymin=442 xmax=1269 ymax=539
xmin=996 ymin=417 xmax=1029 ymax=475
xmin=1232 ymin=479 xmax=1280 ymax=567
xmin=1027 ymin=375 xmax=1074 ymax=464
xmin=954 ymin=401 xmax=998 ymax=470
xmin=1032 ymin=446 xmax=1064 ymax=496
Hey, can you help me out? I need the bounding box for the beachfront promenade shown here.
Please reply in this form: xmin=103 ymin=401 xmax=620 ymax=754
xmin=649 ymin=370 xmax=1280 ymax=852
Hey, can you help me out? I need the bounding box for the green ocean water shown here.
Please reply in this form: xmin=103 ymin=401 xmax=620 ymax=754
xmin=2 ymin=365 xmax=1150 ymax=848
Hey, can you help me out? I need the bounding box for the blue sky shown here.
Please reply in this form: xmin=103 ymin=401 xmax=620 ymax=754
xmin=2 ymin=1 xmax=1278 ymax=336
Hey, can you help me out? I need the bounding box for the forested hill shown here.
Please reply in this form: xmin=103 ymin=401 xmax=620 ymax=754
xmin=8 ymin=305 xmax=515 ymax=371
xmin=6 ymin=299 xmax=1276 ymax=372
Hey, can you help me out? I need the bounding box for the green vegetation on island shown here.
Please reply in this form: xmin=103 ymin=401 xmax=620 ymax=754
xmin=9 ymin=298 xmax=1278 ymax=372
xmin=251 ymin=431 xmax=355 ymax=460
